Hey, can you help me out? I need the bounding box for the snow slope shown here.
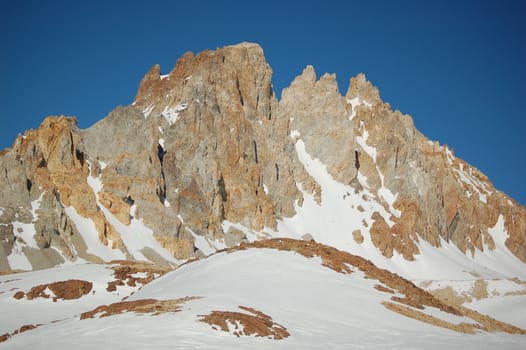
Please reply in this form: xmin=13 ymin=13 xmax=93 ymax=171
xmin=62 ymin=161 xmax=180 ymax=266
xmin=274 ymin=137 xmax=526 ymax=282
xmin=2 ymin=244 xmax=524 ymax=349
xmin=0 ymin=263 xmax=140 ymax=335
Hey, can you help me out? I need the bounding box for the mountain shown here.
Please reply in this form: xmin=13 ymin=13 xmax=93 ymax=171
xmin=0 ymin=42 xmax=525 ymax=347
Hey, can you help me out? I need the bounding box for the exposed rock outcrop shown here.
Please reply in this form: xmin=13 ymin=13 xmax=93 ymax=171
xmin=80 ymin=296 xmax=198 ymax=319
xmin=345 ymin=74 xmax=526 ymax=260
xmin=13 ymin=279 xmax=92 ymax=301
xmin=199 ymin=306 xmax=290 ymax=339
xmin=0 ymin=42 xmax=524 ymax=271
xmin=132 ymin=42 xmax=309 ymax=242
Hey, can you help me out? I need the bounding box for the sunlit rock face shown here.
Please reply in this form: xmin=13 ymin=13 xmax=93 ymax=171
xmin=1 ymin=42 xmax=524 ymax=271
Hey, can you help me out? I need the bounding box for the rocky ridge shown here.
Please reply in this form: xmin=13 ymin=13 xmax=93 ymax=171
xmin=0 ymin=42 xmax=525 ymax=271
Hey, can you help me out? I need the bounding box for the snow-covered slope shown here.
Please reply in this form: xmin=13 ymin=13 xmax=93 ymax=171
xmin=2 ymin=240 xmax=525 ymax=348
xmin=215 ymin=136 xmax=526 ymax=282
xmin=0 ymin=260 xmax=169 ymax=342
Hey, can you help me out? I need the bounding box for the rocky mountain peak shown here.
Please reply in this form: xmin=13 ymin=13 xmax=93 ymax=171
xmin=292 ymin=65 xmax=317 ymax=85
xmin=346 ymin=72 xmax=382 ymax=106
xmin=133 ymin=42 xmax=273 ymax=124
xmin=0 ymin=42 xmax=524 ymax=274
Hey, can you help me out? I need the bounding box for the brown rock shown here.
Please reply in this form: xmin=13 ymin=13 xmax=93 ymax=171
xmin=352 ymin=230 xmax=364 ymax=244
xmin=13 ymin=291 xmax=25 ymax=299
xmin=98 ymin=191 xmax=130 ymax=225
xmin=199 ymin=306 xmax=289 ymax=339
xmin=80 ymin=296 xmax=198 ymax=319
xmin=20 ymin=280 xmax=92 ymax=300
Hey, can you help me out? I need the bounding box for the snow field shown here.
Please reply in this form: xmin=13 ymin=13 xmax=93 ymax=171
xmin=0 ymin=263 xmax=136 ymax=334
xmin=3 ymin=248 xmax=525 ymax=349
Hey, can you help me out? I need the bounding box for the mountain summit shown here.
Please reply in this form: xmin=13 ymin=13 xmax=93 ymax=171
xmin=1 ymin=42 xmax=524 ymax=273
xmin=1 ymin=42 xmax=525 ymax=348
xmin=1 ymin=42 xmax=525 ymax=274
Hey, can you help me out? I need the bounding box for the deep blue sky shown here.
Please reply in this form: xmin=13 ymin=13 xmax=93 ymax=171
xmin=1 ymin=0 xmax=525 ymax=205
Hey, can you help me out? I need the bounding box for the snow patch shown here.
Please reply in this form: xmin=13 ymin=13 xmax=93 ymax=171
xmin=378 ymin=185 xmax=401 ymax=218
xmin=13 ymin=193 xmax=45 ymax=249
xmin=347 ymin=96 xmax=360 ymax=120
xmin=445 ymin=147 xmax=454 ymax=166
xmin=6 ymin=250 xmax=32 ymax=271
xmin=222 ymin=220 xmax=267 ymax=243
xmin=130 ymin=271 xmax=150 ymax=279
xmin=85 ymin=162 xmax=178 ymax=265
xmin=453 ymin=163 xmax=491 ymax=203
xmin=278 ymin=139 xmax=395 ymax=261
xmin=64 ymin=205 xmax=124 ymax=262
xmin=421 ymin=306 xmax=473 ymax=325
xmin=142 ymin=104 xmax=155 ymax=118
xmin=472 ymin=215 xmax=526 ymax=279
xmin=30 ymin=194 xmax=43 ymax=219
xmin=468 ymin=294 xmax=526 ymax=329
xmin=356 ymin=121 xmax=377 ymax=162
xmin=161 ymin=103 xmax=188 ymax=125
xmin=7 ymin=193 xmax=46 ymax=270
xmin=98 ymin=160 xmax=108 ymax=170
xmin=347 ymin=96 xmax=373 ymax=120
xmin=106 ymin=202 xmax=178 ymax=264
xmin=86 ymin=169 xmax=103 ymax=193
xmin=187 ymin=227 xmax=226 ymax=256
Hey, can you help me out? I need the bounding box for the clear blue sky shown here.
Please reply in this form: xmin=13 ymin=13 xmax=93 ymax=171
xmin=1 ymin=0 xmax=525 ymax=205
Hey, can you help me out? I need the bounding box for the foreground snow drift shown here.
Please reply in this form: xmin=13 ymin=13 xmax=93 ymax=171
xmin=0 ymin=261 xmax=169 ymax=341
xmin=1 ymin=239 xmax=524 ymax=349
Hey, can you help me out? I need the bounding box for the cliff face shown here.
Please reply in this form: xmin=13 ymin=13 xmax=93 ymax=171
xmin=131 ymin=43 xmax=310 ymax=255
xmin=343 ymin=74 xmax=526 ymax=262
xmin=1 ymin=42 xmax=525 ymax=272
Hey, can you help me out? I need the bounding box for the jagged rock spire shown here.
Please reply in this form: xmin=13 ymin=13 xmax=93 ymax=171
xmin=0 ymin=42 xmax=524 ymax=272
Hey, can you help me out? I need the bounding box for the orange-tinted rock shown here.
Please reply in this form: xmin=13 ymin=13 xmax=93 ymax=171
xmin=0 ymin=42 xmax=524 ymax=271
